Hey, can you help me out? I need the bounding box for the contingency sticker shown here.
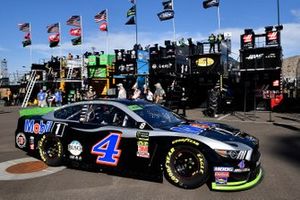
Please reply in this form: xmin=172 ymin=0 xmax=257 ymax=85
xmin=16 ymin=133 xmax=27 ymax=148
xmin=128 ymin=105 xmax=143 ymax=111
xmin=215 ymin=171 xmax=230 ymax=185
xmin=136 ymin=131 xmax=150 ymax=158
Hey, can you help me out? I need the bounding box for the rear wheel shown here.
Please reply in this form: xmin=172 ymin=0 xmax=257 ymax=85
xmin=38 ymin=135 xmax=64 ymax=166
xmin=164 ymin=145 xmax=209 ymax=189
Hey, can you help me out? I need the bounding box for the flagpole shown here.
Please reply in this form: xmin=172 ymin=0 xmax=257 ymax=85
xmin=106 ymin=9 xmax=109 ymax=54
xmin=172 ymin=0 xmax=176 ymax=42
xmin=29 ymin=23 xmax=33 ymax=66
xmin=135 ymin=0 xmax=138 ymax=46
xmin=217 ymin=5 xmax=221 ymax=31
xmin=80 ymin=15 xmax=84 ymax=88
xmin=59 ymin=22 xmax=62 ymax=57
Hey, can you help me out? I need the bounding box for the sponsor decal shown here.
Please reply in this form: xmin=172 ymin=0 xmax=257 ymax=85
xmin=238 ymin=160 xmax=245 ymax=169
xmin=16 ymin=133 xmax=26 ymax=148
xmin=234 ymin=168 xmax=250 ymax=173
xmin=29 ymin=136 xmax=34 ymax=150
xmin=215 ymin=171 xmax=229 ymax=185
xmin=214 ymin=167 xmax=234 ymax=172
xmin=195 ymin=57 xmax=214 ymax=67
xmin=136 ymin=131 xmax=150 ymax=158
xmin=267 ymin=31 xmax=278 ymax=41
xmin=68 ymin=140 xmax=83 ymax=156
xmin=171 ymin=138 xmax=199 ymax=146
xmin=215 ymin=171 xmax=229 ymax=178
xmin=215 ymin=177 xmax=228 ymax=185
xmin=171 ymin=125 xmax=204 ymax=134
xmin=245 ymin=54 xmax=264 ymax=60
xmin=24 ymin=120 xmax=53 ymax=135
xmin=190 ymin=123 xmax=210 ymax=129
xmin=243 ymin=34 xmax=253 ymax=43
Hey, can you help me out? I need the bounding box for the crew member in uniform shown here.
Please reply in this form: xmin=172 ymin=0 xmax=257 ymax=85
xmin=208 ymin=33 xmax=216 ymax=53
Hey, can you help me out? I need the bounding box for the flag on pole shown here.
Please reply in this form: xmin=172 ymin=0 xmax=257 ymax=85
xmin=69 ymin=28 xmax=81 ymax=36
xmin=157 ymin=10 xmax=174 ymax=21
xmin=47 ymin=23 xmax=59 ymax=33
xmin=157 ymin=0 xmax=174 ymax=21
xmin=22 ymin=32 xmax=31 ymax=47
xmin=162 ymin=0 xmax=173 ymax=10
xmin=129 ymin=0 xmax=135 ymax=4
xmin=127 ymin=5 xmax=136 ymax=17
xmin=18 ymin=23 xmax=31 ymax=47
xmin=203 ymin=0 xmax=219 ymax=9
xmin=94 ymin=10 xmax=107 ymax=23
xmin=49 ymin=33 xmax=60 ymax=48
xmin=71 ymin=36 xmax=81 ymax=45
xmin=125 ymin=16 xmax=135 ymax=25
xmin=99 ymin=22 xmax=108 ymax=31
xmin=18 ymin=23 xmax=30 ymax=32
xmin=66 ymin=15 xmax=81 ymax=26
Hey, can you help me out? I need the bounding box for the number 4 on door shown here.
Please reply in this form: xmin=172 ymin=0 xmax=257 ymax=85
xmin=91 ymin=133 xmax=122 ymax=166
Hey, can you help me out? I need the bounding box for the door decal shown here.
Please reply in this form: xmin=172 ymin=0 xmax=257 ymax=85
xmin=91 ymin=133 xmax=122 ymax=166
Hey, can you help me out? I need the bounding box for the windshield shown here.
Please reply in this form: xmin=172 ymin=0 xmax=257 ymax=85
xmin=132 ymin=104 xmax=185 ymax=128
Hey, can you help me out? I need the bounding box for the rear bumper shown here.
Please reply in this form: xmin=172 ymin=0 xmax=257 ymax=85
xmin=211 ymin=167 xmax=263 ymax=191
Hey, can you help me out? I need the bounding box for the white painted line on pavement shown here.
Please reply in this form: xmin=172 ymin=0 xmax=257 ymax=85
xmin=217 ymin=113 xmax=230 ymax=120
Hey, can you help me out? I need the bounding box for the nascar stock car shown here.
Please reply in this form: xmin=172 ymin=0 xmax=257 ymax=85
xmin=15 ymin=99 xmax=262 ymax=190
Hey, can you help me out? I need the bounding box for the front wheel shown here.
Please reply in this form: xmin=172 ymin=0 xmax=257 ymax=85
xmin=164 ymin=145 xmax=209 ymax=189
xmin=38 ymin=135 xmax=64 ymax=166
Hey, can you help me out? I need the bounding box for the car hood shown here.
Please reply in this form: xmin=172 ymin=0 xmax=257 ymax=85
xmin=169 ymin=121 xmax=258 ymax=148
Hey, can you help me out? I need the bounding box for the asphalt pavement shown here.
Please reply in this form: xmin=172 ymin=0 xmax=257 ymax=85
xmin=0 ymin=106 xmax=299 ymax=200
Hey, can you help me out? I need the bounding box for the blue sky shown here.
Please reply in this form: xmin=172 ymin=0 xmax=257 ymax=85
xmin=0 ymin=0 xmax=300 ymax=76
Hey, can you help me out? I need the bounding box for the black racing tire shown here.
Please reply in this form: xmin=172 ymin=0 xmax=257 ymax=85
xmin=38 ymin=135 xmax=64 ymax=166
xmin=164 ymin=145 xmax=209 ymax=189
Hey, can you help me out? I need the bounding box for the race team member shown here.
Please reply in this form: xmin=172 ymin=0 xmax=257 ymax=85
xmin=117 ymin=83 xmax=127 ymax=99
xmin=154 ymin=83 xmax=166 ymax=104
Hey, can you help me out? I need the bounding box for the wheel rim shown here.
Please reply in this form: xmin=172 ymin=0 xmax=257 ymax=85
xmin=44 ymin=139 xmax=60 ymax=159
xmin=173 ymin=150 xmax=200 ymax=178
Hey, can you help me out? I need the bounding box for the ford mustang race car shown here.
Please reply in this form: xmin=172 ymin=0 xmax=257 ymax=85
xmin=15 ymin=99 xmax=262 ymax=190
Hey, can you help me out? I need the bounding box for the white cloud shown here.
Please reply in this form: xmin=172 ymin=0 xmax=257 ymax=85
xmin=0 ymin=46 xmax=8 ymax=52
xmin=291 ymin=9 xmax=300 ymax=21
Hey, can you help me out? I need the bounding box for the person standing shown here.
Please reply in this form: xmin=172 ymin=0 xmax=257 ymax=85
xmin=217 ymin=33 xmax=224 ymax=52
xmin=117 ymin=83 xmax=127 ymax=99
xmin=131 ymin=83 xmax=141 ymax=100
xmin=208 ymin=33 xmax=216 ymax=53
xmin=54 ymin=89 xmax=63 ymax=107
xmin=37 ymin=89 xmax=46 ymax=107
xmin=143 ymin=85 xmax=154 ymax=102
xmin=154 ymin=83 xmax=166 ymax=105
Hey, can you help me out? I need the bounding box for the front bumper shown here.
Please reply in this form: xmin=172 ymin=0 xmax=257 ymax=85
xmin=211 ymin=167 xmax=263 ymax=191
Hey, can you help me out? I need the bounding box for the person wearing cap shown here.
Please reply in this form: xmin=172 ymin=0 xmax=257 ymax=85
xmin=86 ymin=86 xmax=96 ymax=100
xmin=154 ymin=83 xmax=166 ymax=104
xmin=117 ymin=83 xmax=127 ymax=99
xmin=131 ymin=83 xmax=141 ymax=100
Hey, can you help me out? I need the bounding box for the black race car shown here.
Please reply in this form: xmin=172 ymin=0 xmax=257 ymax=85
xmin=15 ymin=99 xmax=262 ymax=190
